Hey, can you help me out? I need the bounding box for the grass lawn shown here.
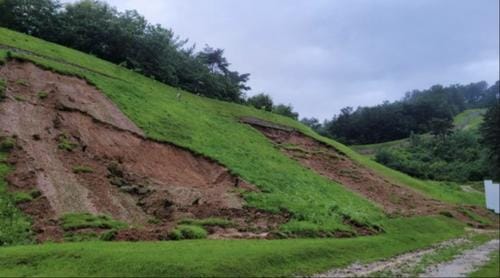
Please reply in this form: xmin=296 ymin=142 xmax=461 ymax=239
xmin=0 ymin=216 xmax=466 ymax=277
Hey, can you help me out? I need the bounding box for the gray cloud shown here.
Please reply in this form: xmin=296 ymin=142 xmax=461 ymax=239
xmin=64 ymin=0 xmax=499 ymax=120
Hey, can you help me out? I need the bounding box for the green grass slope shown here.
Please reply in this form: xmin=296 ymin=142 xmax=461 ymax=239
xmin=453 ymin=108 xmax=486 ymax=132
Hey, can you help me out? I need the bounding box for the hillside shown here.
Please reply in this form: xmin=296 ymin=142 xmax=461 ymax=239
xmin=351 ymin=109 xmax=490 ymax=182
xmin=351 ymin=108 xmax=486 ymax=157
xmin=0 ymin=28 xmax=497 ymax=276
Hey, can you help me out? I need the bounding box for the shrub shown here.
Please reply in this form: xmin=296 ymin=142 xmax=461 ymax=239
xmin=60 ymin=213 xmax=127 ymax=231
xmin=72 ymin=165 xmax=94 ymax=174
xmin=169 ymin=225 xmax=207 ymax=240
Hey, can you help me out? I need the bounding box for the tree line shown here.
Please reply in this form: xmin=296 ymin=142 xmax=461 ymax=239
xmin=0 ymin=0 xmax=299 ymax=118
xmin=302 ymin=81 xmax=499 ymax=145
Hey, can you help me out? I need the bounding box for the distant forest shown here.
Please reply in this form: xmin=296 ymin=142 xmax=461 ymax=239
xmin=303 ymin=81 xmax=499 ymax=145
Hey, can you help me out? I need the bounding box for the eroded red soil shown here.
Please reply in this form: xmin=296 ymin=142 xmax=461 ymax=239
xmin=0 ymin=61 xmax=286 ymax=241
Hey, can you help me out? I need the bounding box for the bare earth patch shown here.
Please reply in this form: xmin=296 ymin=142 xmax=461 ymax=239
xmin=0 ymin=61 xmax=287 ymax=241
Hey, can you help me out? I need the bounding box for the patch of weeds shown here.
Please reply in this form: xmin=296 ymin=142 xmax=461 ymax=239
xmin=179 ymin=217 xmax=233 ymax=228
xmin=60 ymin=213 xmax=127 ymax=231
xmin=14 ymin=95 xmax=25 ymax=102
xmin=37 ymin=91 xmax=48 ymax=99
xmin=168 ymin=224 xmax=207 ymax=240
xmin=57 ymin=134 xmax=78 ymax=151
xmin=72 ymin=165 xmax=94 ymax=174
xmin=15 ymin=79 xmax=28 ymax=86
xmin=0 ymin=137 xmax=16 ymax=152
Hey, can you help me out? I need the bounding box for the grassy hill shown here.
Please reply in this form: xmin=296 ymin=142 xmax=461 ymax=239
xmin=0 ymin=28 xmax=493 ymax=276
xmin=453 ymin=108 xmax=486 ymax=132
xmin=352 ymin=108 xmax=486 ymax=157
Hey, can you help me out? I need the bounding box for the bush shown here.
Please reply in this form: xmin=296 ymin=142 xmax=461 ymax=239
xmin=169 ymin=225 xmax=207 ymax=240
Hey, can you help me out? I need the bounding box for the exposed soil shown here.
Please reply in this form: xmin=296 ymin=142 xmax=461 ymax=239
xmin=243 ymin=117 xmax=498 ymax=226
xmin=0 ymin=61 xmax=287 ymax=241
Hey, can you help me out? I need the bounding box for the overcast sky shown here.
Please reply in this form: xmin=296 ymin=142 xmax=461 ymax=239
xmin=65 ymin=0 xmax=499 ymax=120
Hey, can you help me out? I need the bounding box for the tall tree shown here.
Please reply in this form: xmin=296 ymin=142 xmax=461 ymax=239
xmin=480 ymin=104 xmax=500 ymax=179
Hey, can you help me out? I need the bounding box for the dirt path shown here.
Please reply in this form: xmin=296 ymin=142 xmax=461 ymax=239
xmin=314 ymin=238 xmax=468 ymax=277
xmin=421 ymin=239 xmax=499 ymax=277
xmin=315 ymin=237 xmax=499 ymax=277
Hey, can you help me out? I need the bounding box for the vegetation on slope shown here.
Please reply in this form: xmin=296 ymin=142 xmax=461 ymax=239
xmin=305 ymin=82 xmax=498 ymax=145
xmin=375 ymin=131 xmax=489 ymax=182
xmin=0 ymin=143 xmax=32 ymax=246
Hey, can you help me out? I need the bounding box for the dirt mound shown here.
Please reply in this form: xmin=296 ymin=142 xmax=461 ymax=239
xmin=243 ymin=117 xmax=498 ymax=226
xmin=0 ymin=61 xmax=286 ymax=241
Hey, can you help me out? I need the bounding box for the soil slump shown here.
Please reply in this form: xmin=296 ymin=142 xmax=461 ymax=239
xmin=0 ymin=61 xmax=284 ymax=241
xmin=243 ymin=117 xmax=498 ymax=225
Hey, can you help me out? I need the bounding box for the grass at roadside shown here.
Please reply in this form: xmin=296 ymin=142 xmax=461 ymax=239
xmin=410 ymin=232 xmax=498 ymax=276
xmin=469 ymin=251 xmax=500 ymax=278
xmin=0 ymin=216 xmax=465 ymax=277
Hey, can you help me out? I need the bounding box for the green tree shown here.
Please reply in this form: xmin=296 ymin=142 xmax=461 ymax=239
xmin=247 ymin=93 xmax=274 ymax=111
xmin=480 ymin=104 xmax=500 ymax=179
xmin=272 ymin=104 xmax=299 ymax=120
